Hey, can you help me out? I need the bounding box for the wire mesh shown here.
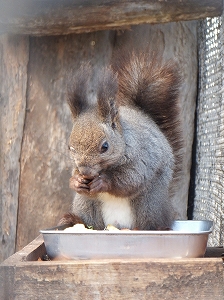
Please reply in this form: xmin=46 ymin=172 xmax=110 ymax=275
xmin=194 ymin=16 xmax=224 ymax=246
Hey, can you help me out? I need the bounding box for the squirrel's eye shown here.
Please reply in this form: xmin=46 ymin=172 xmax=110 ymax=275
xmin=101 ymin=141 xmax=109 ymax=153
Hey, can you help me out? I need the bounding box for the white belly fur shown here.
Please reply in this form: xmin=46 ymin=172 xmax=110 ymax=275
xmin=98 ymin=193 xmax=134 ymax=229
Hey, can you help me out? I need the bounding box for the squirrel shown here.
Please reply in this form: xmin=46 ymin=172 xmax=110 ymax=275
xmin=59 ymin=51 xmax=183 ymax=230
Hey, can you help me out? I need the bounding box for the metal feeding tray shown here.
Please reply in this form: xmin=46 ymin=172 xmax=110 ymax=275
xmin=40 ymin=220 xmax=213 ymax=259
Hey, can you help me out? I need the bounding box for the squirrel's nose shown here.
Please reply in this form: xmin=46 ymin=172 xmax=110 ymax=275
xmin=78 ymin=166 xmax=99 ymax=179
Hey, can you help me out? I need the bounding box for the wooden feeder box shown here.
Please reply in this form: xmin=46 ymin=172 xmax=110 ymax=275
xmin=0 ymin=1 xmax=224 ymax=299
xmin=0 ymin=236 xmax=223 ymax=299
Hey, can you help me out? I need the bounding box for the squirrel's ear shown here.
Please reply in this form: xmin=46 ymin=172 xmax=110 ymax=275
xmin=67 ymin=64 xmax=90 ymax=119
xmin=97 ymin=67 xmax=119 ymax=126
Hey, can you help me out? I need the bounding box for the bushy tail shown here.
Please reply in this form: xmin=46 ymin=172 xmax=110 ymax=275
xmin=113 ymin=51 xmax=183 ymax=191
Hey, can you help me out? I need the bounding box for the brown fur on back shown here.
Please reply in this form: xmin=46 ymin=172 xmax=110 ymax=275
xmin=112 ymin=51 xmax=183 ymax=194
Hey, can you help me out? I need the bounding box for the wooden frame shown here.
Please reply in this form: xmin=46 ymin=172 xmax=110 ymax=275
xmin=0 ymin=3 xmax=223 ymax=298
xmin=0 ymin=236 xmax=223 ymax=299
xmin=0 ymin=0 xmax=223 ymax=35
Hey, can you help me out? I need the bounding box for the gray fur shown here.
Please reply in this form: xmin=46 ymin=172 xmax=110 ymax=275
xmin=60 ymin=52 xmax=182 ymax=230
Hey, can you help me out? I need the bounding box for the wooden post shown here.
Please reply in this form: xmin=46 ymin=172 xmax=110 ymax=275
xmin=0 ymin=34 xmax=29 ymax=262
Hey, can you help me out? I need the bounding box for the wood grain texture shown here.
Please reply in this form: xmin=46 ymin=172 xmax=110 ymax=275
xmin=0 ymin=236 xmax=223 ymax=300
xmin=0 ymin=34 xmax=29 ymax=262
xmin=16 ymin=31 xmax=116 ymax=250
xmin=0 ymin=0 xmax=222 ymax=36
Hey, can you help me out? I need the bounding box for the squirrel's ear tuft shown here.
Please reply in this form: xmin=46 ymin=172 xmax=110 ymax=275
xmin=97 ymin=67 xmax=119 ymax=126
xmin=67 ymin=64 xmax=90 ymax=118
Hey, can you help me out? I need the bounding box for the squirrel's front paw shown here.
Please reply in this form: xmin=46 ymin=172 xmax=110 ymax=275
xmin=88 ymin=174 xmax=111 ymax=195
xmin=69 ymin=174 xmax=91 ymax=195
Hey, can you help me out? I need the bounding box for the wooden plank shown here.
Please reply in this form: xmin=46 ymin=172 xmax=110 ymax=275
xmin=1 ymin=259 xmax=223 ymax=300
xmin=0 ymin=236 xmax=223 ymax=300
xmin=0 ymin=34 xmax=29 ymax=263
xmin=1 ymin=235 xmax=44 ymax=265
xmin=0 ymin=0 xmax=222 ymax=36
